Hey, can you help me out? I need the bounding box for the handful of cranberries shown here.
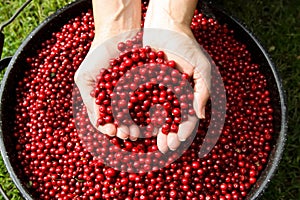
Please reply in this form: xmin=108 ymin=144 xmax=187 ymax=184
xmin=11 ymin=1 xmax=275 ymax=199
xmin=92 ymin=36 xmax=195 ymax=137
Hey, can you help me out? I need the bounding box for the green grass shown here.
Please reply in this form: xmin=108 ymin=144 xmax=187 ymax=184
xmin=0 ymin=0 xmax=299 ymax=199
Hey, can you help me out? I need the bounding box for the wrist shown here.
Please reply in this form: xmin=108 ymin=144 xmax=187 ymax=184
xmin=92 ymin=0 xmax=141 ymax=44
xmin=144 ymin=0 xmax=197 ymax=38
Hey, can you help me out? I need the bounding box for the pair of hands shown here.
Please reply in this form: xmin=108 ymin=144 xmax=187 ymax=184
xmin=74 ymin=0 xmax=211 ymax=153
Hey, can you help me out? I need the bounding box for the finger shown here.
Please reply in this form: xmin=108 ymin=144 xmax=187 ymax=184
xmin=193 ymin=76 xmax=210 ymax=119
xmin=86 ymin=104 xmax=117 ymax=137
xmin=98 ymin=123 xmax=117 ymax=137
xmin=129 ymin=124 xmax=140 ymax=141
xmin=116 ymin=125 xmax=130 ymax=140
xmin=193 ymin=92 xmax=208 ymax=119
xmin=157 ymin=130 xmax=168 ymax=154
xmin=177 ymin=115 xmax=198 ymax=141
xmin=167 ymin=133 xmax=181 ymax=151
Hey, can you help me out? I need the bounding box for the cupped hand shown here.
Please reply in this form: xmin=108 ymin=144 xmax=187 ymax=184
xmin=144 ymin=0 xmax=212 ymax=153
xmin=74 ymin=0 xmax=141 ymax=140
xmin=74 ymin=33 xmax=138 ymax=140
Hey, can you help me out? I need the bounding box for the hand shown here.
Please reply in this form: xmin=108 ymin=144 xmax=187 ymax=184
xmin=74 ymin=0 xmax=141 ymax=140
xmin=144 ymin=0 xmax=211 ymax=153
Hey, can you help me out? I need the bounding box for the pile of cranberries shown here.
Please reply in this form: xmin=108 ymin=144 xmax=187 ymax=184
xmin=12 ymin=1 xmax=274 ymax=199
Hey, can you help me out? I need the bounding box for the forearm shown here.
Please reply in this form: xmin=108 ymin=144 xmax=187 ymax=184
xmin=92 ymin=0 xmax=141 ymax=41
xmin=145 ymin=0 xmax=197 ymax=37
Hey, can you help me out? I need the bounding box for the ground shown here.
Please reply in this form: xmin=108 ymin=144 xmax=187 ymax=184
xmin=0 ymin=0 xmax=299 ymax=199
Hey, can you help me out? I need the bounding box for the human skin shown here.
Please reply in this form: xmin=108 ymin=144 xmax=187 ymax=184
xmin=75 ymin=0 xmax=211 ymax=153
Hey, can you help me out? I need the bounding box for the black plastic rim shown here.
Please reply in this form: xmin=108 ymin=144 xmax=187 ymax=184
xmin=0 ymin=0 xmax=287 ymax=199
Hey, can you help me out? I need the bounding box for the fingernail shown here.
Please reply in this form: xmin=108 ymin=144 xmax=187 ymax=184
xmin=116 ymin=127 xmax=129 ymax=140
xmin=117 ymin=133 xmax=128 ymax=140
xmin=107 ymin=132 xmax=115 ymax=137
xmin=160 ymin=148 xmax=168 ymax=154
xmin=129 ymin=136 xmax=138 ymax=141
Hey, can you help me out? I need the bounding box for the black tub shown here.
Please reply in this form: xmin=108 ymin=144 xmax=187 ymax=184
xmin=0 ymin=0 xmax=287 ymax=199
